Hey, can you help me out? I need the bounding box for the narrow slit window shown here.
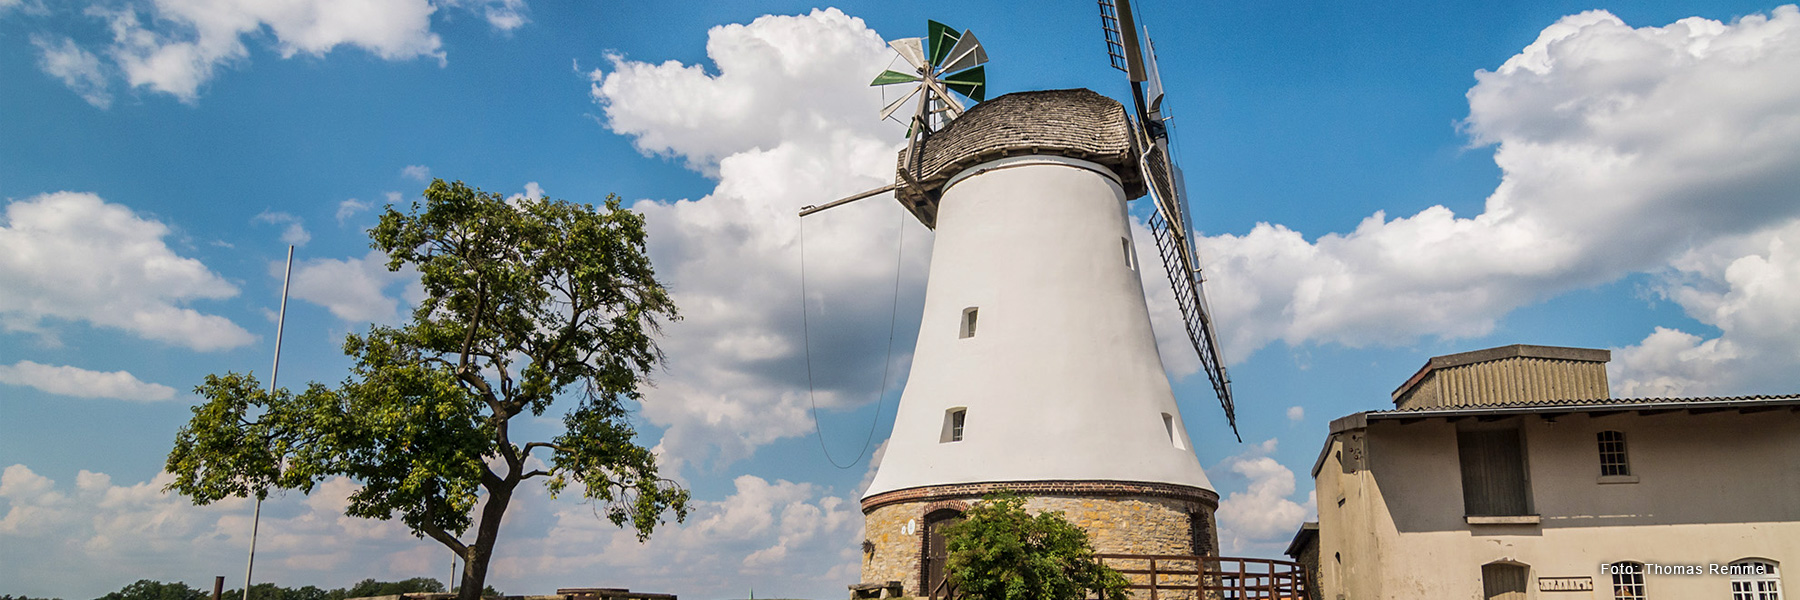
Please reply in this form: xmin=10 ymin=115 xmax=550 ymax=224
xmin=1598 ymin=431 xmax=1630 ymax=476
xmin=1122 ymin=237 xmax=1134 ymax=269
xmin=1162 ymin=413 xmax=1185 ymax=449
xmin=959 ymin=307 xmax=978 ymax=339
xmin=941 ymin=408 xmax=966 ymax=443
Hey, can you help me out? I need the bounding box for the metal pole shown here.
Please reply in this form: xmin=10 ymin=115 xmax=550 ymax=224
xmin=244 ymin=245 xmax=295 ymax=600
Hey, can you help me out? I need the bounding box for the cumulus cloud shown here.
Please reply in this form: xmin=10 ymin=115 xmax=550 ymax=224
xmin=1213 ymin=439 xmax=1313 ymax=555
xmin=254 ymin=210 xmax=312 ymax=246
xmin=401 ymin=165 xmax=431 ymax=181
xmin=1195 ymin=6 xmax=1800 ymax=373
xmin=590 ymin=8 xmax=927 ymax=472
xmin=27 ymin=0 xmax=530 ymax=104
xmin=1611 ymin=220 xmax=1800 ymax=395
xmin=1286 ymin=406 xmax=1305 ymax=422
xmin=492 ymin=474 xmax=860 ymax=597
xmin=31 ymin=35 xmax=110 ymax=108
xmin=0 ymin=192 xmax=253 ymax=351
xmin=0 ymin=360 xmax=176 ymax=402
xmin=0 ymin=462 xmax=868 ymax=600
xmin=286 ymin=250 xmax=419 ymax=323
xmin=335 ymin=198 xmax=372 ymax=224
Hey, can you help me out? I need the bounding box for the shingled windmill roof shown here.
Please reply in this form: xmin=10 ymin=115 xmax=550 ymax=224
xmin=894 ymin=88 xmax=1146 ymax=228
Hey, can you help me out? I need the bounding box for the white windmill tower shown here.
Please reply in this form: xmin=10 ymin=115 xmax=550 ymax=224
xmin=801 ymin=9 xmax=1238 ymax=597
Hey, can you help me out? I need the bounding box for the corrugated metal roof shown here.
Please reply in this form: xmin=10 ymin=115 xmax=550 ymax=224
xmin=1371 ymin=393 xmax=1800 ymax=415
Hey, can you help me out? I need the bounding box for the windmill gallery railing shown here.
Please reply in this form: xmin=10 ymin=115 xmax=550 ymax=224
xmin=1092 ymin=555 xmax=1312 ymax=600
xmin=925 ymin=555 xmax=1311 ymax=600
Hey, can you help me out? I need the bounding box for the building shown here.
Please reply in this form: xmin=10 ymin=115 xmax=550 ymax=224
xmin=856 ymin=89 xmax=1221 ymax=597
xmin=1308 ymin=344 xmax=1799 ymax=599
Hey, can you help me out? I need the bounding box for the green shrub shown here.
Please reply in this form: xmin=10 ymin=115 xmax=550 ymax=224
xmin=941 ymin=492 xmax=1128 ymax=600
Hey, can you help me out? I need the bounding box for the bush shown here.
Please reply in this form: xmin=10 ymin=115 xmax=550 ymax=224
xmin=941 ymin=492 xmax=1128 ymax=600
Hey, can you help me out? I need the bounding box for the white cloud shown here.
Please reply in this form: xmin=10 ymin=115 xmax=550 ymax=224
xmin=1286 ymin=406 xmax=1305 ymax=422
xmin=286 ymin=250 xmax=418 ymax=323
xmin=591 ymin=8 xmax=897 ymax=174
xmin=490 ymin=474 xmax=860 ymax=597
xmin=590 ymin=8 xmax=926 ymax=472
xmin=0 ymin=360 xmax=176 ymax=402
xmin=1194 ymin=7 xmax=1800 ymax=368
xmin=505 ymin=181 xmax=545 ymax=204
xmin=1611 ymin=220 xmax=1800 ymax=395
xmin=254 ymin=210 xmax=311 ymax=246
xmin=0 ymin=192 xmax=253 ymax=351
xmin=31 ymin=35 xmax=110 ymax=109
xmin=33 ymin=0 xmax=529 ymax=104
xmin=401 ymin=165 xmax=431 ymax=181
xmin=335 ymin=198 xmax=372 ymax=224
xmin=1213 ymin=439 xmax=1312 ymax=555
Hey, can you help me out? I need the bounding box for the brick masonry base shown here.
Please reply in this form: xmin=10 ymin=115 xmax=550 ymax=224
xmin=858 ymin=481 xmax=1220 ymax=597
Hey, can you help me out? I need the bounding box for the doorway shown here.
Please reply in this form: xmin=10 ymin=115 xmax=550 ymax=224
xmin=922 ymin=508 xmax=964 ymax=597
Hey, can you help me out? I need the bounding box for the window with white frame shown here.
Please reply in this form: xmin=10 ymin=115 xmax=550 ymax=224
xmin=940 ymin=408 xmax=966 ymax=443
xmin=1610 ymin=562 xmax=1646 ymax=600
xmin=1731 ymin=559 xmax=1782 ymax=600
xmin=1598 ymin=430 xmax=1630 ymax=476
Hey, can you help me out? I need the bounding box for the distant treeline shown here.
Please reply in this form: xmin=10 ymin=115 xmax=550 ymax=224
xmin=7 ymin=578 xmax=502 ymax=600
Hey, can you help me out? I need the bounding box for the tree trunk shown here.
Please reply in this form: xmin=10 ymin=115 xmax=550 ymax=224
xmin=457 ymin=479 xmax=517 ymax=600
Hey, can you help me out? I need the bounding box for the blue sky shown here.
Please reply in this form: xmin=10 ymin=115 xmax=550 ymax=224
xmin=3 ymin=0 xmax=1798 ymax=598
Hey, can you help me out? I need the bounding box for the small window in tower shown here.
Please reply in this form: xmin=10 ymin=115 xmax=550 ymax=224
xmin=941 ymin=408 xmax=967 ymax=443
xmin=959 ymin=307 xmax=978 ymax=339
xmin=1162 ymin=413 xmax=1186 ymax=449
xmin=1598 ymin=430 xmax=1630 ymax=476
xmin=1122 ymin=237 xmax=1134 ymax=270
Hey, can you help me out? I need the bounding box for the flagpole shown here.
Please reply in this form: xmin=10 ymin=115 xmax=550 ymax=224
xmin=245 ymin=244 xmax=295 ymax=600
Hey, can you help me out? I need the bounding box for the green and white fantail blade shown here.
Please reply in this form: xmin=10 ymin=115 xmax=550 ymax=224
xmin=927 ymin=20 xmax=960 ymax=67
xmin=870 ymin=70 xmax=922 ymax=86
xmin=878 ymin=85 xmax=922 ymax=120
xmin=888 ymin=37 xmax=927 ymax=71
xmin=941 ymin=65 xmax=986 ymax=102
xmin=940 ymin=30 xmax=987 ymax=75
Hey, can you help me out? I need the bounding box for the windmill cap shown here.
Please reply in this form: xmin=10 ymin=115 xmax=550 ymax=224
xmin=895 ymin=89 xmax=1147 ymax=228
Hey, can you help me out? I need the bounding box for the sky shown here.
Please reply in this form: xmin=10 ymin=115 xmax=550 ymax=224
xmin=2 ymin=0 xmax=1798 ymax=598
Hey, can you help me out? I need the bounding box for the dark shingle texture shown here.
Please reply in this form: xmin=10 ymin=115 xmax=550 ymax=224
xmin=894 ymin=89 xmax=1143 ymax=227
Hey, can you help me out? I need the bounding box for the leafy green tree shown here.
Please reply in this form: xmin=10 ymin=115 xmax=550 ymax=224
xmin=338 ymin=579 xmax=443 ymax=598
xmin=941 ymin=492 xmax=1129 ymax=600
xmin=94 ymin=581 xmax=205 ymax=600
xmin=167 ymin=180 xmax=690 ymax=599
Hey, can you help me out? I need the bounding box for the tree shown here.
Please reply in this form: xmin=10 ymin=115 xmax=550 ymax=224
xmin=94 ymin=581 xmax=205 ymax=600
xmin=167 ymin=179 xmax=690 ymax=599
xmin=941 ymin=493 xmax=1129 ymax=600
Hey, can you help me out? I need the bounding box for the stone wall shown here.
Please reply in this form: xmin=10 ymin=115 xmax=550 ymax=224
xmin=858 ymin=485 xmax=1218 ymax=597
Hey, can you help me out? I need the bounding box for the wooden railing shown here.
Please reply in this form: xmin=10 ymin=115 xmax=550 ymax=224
xmin=927 ymin=575 xmax=957 ymax=600
xmin=1092 ymin=554 xmax=1312 ymax=600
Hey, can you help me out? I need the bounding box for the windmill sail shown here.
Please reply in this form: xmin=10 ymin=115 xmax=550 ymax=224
xmin=1100 ymin=0 xmax=1239 ymax=440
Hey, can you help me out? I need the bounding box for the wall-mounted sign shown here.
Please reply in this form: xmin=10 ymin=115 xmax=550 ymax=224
xmin=1539 ymin=577 xmax=1594 ymax=592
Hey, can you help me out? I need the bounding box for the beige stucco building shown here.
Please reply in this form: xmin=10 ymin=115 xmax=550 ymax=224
xmin=1305 ymin=344 xmax=1798 ymax=599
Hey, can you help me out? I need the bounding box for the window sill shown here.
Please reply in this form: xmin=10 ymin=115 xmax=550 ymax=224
xmin=1466 ymin=515 xmax=1541 ymax=525
xmin=1598 ymin=475 xmax=1639 ymax=484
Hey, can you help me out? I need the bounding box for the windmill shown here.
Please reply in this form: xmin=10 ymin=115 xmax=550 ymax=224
xmin=1100 ymin=0 xmax=1239 ymax=440
xmin=804 ymin=16 xmax=1247 ymax=597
